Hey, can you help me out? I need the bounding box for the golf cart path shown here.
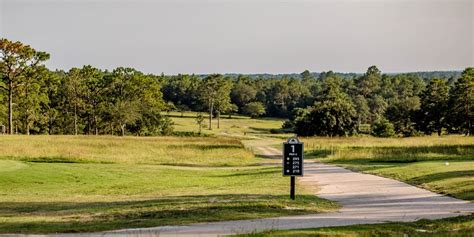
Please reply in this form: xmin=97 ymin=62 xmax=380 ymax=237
xmin=50 ymin=145 xmax=474 ymax=236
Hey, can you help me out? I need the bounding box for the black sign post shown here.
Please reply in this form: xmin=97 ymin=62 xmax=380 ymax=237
xmin=283 ymin=137 xmax=304 ymax=200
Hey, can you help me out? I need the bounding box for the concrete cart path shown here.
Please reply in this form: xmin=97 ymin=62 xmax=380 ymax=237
xmin=25 ymin=145 xmax=474 ymax=237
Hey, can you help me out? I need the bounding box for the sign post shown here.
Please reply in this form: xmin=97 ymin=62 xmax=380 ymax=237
xmin=283 ymin=137 xmax=304 ymax=200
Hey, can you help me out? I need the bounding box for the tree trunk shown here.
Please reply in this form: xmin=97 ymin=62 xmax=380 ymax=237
xmin=469 ymin=119 xmax=472 ymax=136
xmin=208 ymin=100 xmax=213 ymax=130
xmin=437 ymin=128 xmax=441 ymax=136
xmin=120 ymin=124 xmax=125 ymax=136
xmin=74 ymin=101 xmax=78 ymax=135
xmin=94 ymin=115 xmax=98 ymax=135
xmin=217 ymin=110 xmax=220 ymax=129
xmin=8 ymin=79 xmax=13 ymax=135
xmin=25 ymin=85 xmax=30 ymax=135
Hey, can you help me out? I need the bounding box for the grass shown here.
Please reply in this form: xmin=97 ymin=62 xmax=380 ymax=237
xmin=2 ymin=115 xmax=473 ymax=234
xmin=0 ymin=135 xmax=257 ymax=167
xmin=0 ymin=160 xmax=337 ymax=233
xmin=0 ymin=118 xmax=338 ymax=234
xmin=300 ymin=136 xmax=474 ymax=201
xmin=166 ymin=111 xmax=285 ymax=137
xmin=239 ymin=135 xmax=474 ymax=237
xmin=238 ymin=214 xmax=474 ymax=237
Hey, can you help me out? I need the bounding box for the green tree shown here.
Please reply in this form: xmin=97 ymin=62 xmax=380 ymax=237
xmin=0 ymin=38 xmax=50 ymax=134
xmin=42 ymin=70 xmax=62 ymax=135
xmin=214 ymin=79 xmax=233 ymax=129
xmin=355 ymin=65 xmax=381 ymax=97
xmin=385 ymin=96 xmax=421 ymax=136
xmin=79 ymin=65 xmax=105 ymax=135
xmin=368 ymin=95 xmax=387 ymax=121
xmin=63 ymin=68 xmax=86 ymax=135
xmin=242 ymin=102 xmax=266 ymax=118
xmin=417 ymin=78 xmax=449 ymax=135
xmin=231 ymin=81 xmax=256 ymax=110
xmin=195 ymin=112 xmax=205 ymax=134
xmin=199 ymin=74 xmax=232 ymax=130
xmin=15 ymin=65 xmax=50 ymax=134
xmin=353 ymin=95 xmax=370 ymax=126
xmin=371 ymin=118 xmax=395 ymax=137
xmin=448 ymin=68 xmax=474 ymax=135
xmin=103 ymin=68 xmax=145 ymax=136
xmin=294 ymin=77 xmax=357 ymax=136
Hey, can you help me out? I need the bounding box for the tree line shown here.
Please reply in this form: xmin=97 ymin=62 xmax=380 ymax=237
xmin=1 ymin=38 xmax=473 ymax=136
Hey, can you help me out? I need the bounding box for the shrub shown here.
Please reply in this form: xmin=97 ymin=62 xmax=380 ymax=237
xmin=242 ymin=102 xmax=266 ymax=118
xmin=371 ymin=119 xmax=396 ymax=137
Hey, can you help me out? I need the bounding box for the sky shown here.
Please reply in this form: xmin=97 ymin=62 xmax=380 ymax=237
xmin=0 ymin=0 xmax=473 ymax=74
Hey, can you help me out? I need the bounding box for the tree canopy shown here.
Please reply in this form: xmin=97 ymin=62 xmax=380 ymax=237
xmin=1 ymin=38 xmax=472 ymax=137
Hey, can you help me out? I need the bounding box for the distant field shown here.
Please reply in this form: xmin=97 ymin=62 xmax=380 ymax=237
xmin=302 ymin=136 xmax=474 ymax=201
xmin=166 ymin=111 xmax=285 ymax=137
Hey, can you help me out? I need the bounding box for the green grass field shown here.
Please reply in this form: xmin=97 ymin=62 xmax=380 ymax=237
xmin=0 ymin=116 xmax=336 ymax=233
xmin=167 ymin=111 xmax=285 ymax=137
xmin=1 ymin=114 xmax=473 ymax=234
xmin=0 ymin=135 xmax=256 ymax=166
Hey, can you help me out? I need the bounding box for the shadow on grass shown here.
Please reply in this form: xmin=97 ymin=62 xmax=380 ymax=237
xmin=409 ymin=170 xmax=474 ymax=184
xmin=248 ymin=127 xmax=273 ymax=133
xmin=215 ymin=167 xmax=279 ymax=177
xmin=255 ymin=154 xmax=281 ymax=160
xmin=0 ymin=156 xmax=113 ymax=164
xmin=0 ymin=194 xmax=335 ymax=234
xmin=166 ymin=144 xmax=243 ymax=150
xmin=166 ymin=114 xmax=250 ymax=120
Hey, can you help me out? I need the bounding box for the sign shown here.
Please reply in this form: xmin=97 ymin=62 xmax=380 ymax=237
xmin=283 ymin=137 xmax=304 ymax=176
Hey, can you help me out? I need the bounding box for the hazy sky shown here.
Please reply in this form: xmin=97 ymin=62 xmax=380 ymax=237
xmin=0 ymin=0 xmax=473 ymax=74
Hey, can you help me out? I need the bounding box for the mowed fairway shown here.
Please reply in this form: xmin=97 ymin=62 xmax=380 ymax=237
xmin=168 ymin=112 xmax=285 ymax=137
xmin=0 ymin=120 xmax=336 ymax=234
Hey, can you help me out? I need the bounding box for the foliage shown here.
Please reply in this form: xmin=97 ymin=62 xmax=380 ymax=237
xmin=195 ymin=112 xmax=205 ymax=134
xmin=1 ymin=38 xmax=473 ymax=137
xmin=447 ymin=68 xmax=474 ymax=135
xmin=417 ymin=78 xmax=449 ymax=135
xmin=294 ymin=77 xmax=357 ymax=136
xmin=371 ymin=118 xmax=395 ymax=137
xmin=0 ymin=38 xmax=50 ymax=134
xmin=199 ymin=74 xmax=232 ymax=129
xmin=231 ymin=77 xmax=257 ymax=110
xmin=242 ymin=102 xmax=266 ymax=118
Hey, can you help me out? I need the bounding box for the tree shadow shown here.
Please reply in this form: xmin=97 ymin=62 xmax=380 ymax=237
xmin=409 ymin=170 xmax=474 ymax=184
xmin=0 ymin=194 xmax=329 ymax=234
xmin=166 ymin=144 xmax=243 ymax=150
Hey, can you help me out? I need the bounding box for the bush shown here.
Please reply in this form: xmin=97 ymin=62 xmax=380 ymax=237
xmin=371 ymin=119 xmax=396 ymax=137
xmin=294 ymin=100 xmax=358 ymax=137
xmin=281 ymin=120 xmax=294 ymax=129
xmin=242 ymin=102 xmax=266 ymax=118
